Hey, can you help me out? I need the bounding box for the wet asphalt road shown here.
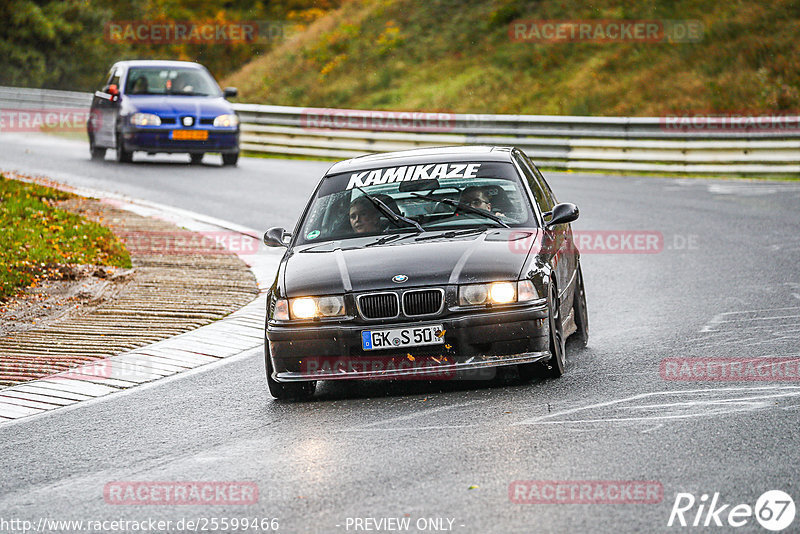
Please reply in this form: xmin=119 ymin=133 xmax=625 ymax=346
xmin=1 ymin=133 xmax=799 ymax=533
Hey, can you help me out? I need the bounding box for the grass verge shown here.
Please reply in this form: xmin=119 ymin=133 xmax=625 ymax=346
xmin=0 ymin=175 xmax=131 ymax=301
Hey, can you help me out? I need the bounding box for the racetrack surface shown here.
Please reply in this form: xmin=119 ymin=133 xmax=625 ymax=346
xmin=1 ymin=133 xmax=799 ymax=533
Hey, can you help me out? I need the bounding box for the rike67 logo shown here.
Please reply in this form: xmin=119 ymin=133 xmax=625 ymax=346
xmin=668 ymin=490 xmax=795 ymax=531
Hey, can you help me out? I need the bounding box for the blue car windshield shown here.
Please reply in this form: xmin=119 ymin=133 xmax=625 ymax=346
xmin=125 ymin=67 xmax=220 ymax=97
xmin=296 ymin=161 xmax=537 ymax=246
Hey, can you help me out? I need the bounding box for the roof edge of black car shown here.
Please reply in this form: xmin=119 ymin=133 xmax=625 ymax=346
xmin=326 ymin=145 xmax=516 ymax=174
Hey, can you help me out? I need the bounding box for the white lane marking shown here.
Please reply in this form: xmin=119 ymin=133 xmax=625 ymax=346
xmin=513 ymin=386 xmax=800 ymax=426
xmin=337 ymin=425 xmax=471 ymax=432
xmin=701 ymin=308 xmax=800 ymax=329
xmin=641 ymin=424 xmax=663 ymax=434
xmin=711 ymin=314 xmax=800 ymax=324
xmin=707 ymin=184 xmax=780 ymax=196
xmin=703 ymin=306 xmax=800 ymax=318
xmin=699 ymin=312 xmax=727 ymax=332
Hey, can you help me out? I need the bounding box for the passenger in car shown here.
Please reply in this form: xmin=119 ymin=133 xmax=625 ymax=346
xmin=349 ymin=195 xmax=382 ymax=234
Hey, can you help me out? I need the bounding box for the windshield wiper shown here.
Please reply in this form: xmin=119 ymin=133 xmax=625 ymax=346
xmin=365 ymin=233 xmax=405 ymax=247
xmin=356 ymin=187 xmax=424 ymax=232
xmin=415 ymin=225 xmax=490 ymax=241
xmin=410 ymin=192 xmax=510 ymax=228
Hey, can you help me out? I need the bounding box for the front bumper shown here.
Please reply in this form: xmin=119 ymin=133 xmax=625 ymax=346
xmin=267 ymin=304 xmax=550 ymax=381
xmin=122 ymin=127 xmax=239 ymax=153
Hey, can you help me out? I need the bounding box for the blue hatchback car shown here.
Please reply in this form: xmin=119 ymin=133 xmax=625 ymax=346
xmin=88 ymin=60 xmax=240 ymax=165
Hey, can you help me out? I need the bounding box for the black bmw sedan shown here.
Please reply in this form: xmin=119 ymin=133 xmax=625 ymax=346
xmin=263 ymin=146 xmax=588 ymax=399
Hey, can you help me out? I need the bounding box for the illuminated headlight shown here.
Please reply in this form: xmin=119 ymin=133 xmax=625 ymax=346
xmin=213 ymin=114 xmax=239 ymax=127
xmin=285 ymin=295 xmax=346 ymax=320
xmin=130 ymin=113 xmax=161 ymax=126
xmin=459 ymin=281 xmax=539 ymax=306
xmin=291 ymin=297 xmax=317 ymax=319
xmin=489 ymin=282 xmax=516 ymax=304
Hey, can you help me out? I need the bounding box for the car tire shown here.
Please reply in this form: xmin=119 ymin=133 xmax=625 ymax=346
xmin=541 ymin=284 xmax=565 ymax=378
xmin=190 ymin=153 xmax=204 ymax=165
xmin=115 ymin=130 xmax=133 ymax=163
xmin=222 ymin=152 xmax=239 ymax=166
xmin=265 ymin=343 xmax=316 ymax=400
xmin=571 ymin=264 xmax=589 ymax=348
xmin=89 ymin=136 xmax=106 ymax=161
xmin=518 ymin=284 xmax=565 ymax=382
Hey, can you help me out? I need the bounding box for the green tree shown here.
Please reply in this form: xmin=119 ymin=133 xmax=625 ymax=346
xmin=0 ymin=0 xmax=118 ymax=90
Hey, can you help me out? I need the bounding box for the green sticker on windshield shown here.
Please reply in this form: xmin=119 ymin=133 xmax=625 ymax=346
xmin=306 ymin=230 xmax=320 ymax=240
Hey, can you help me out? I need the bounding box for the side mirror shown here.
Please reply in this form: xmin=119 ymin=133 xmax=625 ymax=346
xmin=545 ymin=202 xmax=579 ymax=228
xmin=223 ymin=87 xmax=238 ymax=98
xmin=264 ymin=226 xmax=289 ymax=247
xmin=107 ymin=84 xmax=119 ymax=96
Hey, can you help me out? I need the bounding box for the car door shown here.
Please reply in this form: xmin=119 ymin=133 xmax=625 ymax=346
xmin=92 ymin=66 xmax=121 ymax=147
xmin=531 ymin=159 xmax=578 ymax=314
xmin=514 ymin=151 xmax=573 ymax=310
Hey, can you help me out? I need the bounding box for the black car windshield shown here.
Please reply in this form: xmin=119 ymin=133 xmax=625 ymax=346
xmin=124 ymin=67 xmax=220 ymax=96
xmin=296 ymin=161 xmax=536 ymax=246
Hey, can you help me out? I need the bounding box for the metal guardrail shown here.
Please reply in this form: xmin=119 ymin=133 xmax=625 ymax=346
xmin=1 ymin=85 xmax=798 ymax=174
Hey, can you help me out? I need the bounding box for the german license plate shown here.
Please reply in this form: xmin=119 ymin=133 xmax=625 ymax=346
xmin=362 ymin=324 xmax=444 ymax=351
xmin=171 ymin=129 xmax=208 ymax=140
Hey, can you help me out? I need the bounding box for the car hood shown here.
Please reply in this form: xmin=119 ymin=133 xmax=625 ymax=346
xmin=282 ymin=229 xmax=538 ymax=296
xmin=124 ymin=95 xmax=233 ymax=117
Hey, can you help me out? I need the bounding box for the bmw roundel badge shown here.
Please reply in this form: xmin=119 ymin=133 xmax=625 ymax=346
xmin=392 ymin=274 xmax=408 ymax=283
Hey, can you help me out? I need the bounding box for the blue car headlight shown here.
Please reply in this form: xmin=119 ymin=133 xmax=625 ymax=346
xmin=213 ymin=114 xmax=239 ymax=128
xmin=130 ymin=113 xmax=161 ymax=127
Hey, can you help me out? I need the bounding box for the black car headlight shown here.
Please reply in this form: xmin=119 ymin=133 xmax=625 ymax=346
xmin=458 ymin=280 xmax=539 ymax=306
xmin=272 ymin=295 xmax=346 ymax=320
